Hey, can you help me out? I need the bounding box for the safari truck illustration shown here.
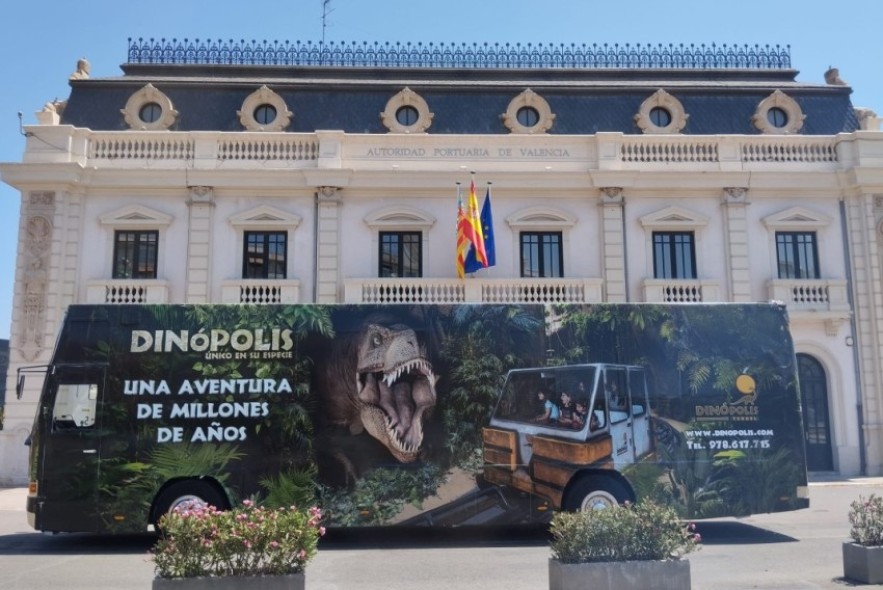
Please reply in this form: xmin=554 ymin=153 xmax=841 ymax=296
xmin=482 ymin=363 xmax=653 ymax=511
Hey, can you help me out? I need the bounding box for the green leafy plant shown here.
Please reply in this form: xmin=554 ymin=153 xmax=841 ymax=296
xmin=152 ymin=499 xmax=324 ymax=579
xmin=550 ymin=501 xmax=700 ymax=563
xmin=849 ymin=494 xmax=883 ymax=546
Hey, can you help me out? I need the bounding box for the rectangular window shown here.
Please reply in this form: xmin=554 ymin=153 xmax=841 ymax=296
xmin=379 ymin=231 xmax=422 ymax=277
xmin=653 ymin=232 xmax=696 ymax=279
xmin=113 ymin=230 xmax=158 ymax=279
xmin=776 ymin=232 xmax=819 ymax=279
xmin=243 ymin=231 xmax=287 ymax=279
xmin=520 ymin=232 xmax=563 ymax=278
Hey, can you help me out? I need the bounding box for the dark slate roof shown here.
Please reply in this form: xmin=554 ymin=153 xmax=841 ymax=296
xmin=60 ymin=56 xmax=859 ymax=135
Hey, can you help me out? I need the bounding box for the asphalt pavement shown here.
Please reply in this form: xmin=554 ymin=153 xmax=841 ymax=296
xmin=1 ymin=477 xmax=882 ymax=589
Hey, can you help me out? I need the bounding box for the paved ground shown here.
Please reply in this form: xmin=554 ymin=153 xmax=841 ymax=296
xmin=1 ymin=477 xmax=882 ymax=589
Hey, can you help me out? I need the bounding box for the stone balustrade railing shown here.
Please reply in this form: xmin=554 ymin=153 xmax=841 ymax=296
xmin=344 ymin=278 xmax=603 ymax=304
xmin=85 ymin=279 xmax=170 ymax=304
xmin=22 ymin=127 xmax=856 ymax=171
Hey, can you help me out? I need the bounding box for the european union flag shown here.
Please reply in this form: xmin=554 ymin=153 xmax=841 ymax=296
xmin=464 ymin=187 xmax=496 ymax=273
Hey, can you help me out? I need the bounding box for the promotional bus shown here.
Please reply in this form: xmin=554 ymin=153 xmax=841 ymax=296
xmin=19 ymin=302 xmax=808 ymax=533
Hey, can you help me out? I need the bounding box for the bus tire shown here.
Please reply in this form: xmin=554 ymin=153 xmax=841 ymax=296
xmin=152 ymin=480 xmax=228 ymax=524
xmin=563 ymin=475 xmax=631 ymax=512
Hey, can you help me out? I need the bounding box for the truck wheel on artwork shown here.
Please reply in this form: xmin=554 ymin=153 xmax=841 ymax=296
xmin=563 ymin=474 xmax=632 ymax=512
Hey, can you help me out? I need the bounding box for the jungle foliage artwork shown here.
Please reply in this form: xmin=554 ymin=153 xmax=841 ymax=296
xmin=33 ymin=303 xmax=807 ymax=532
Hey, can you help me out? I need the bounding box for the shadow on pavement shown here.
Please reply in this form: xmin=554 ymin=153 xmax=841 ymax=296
xmin=694 ymin=521 xmax=797 ymax=545
xmin=321 ymin=524 xmax=551 ymax=549
xmin=0 ymin=531 xmax=155 ymax=555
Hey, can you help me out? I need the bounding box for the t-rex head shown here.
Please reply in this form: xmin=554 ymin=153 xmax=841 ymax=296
xmin=353 ymin=322 xmax=437 ymax=463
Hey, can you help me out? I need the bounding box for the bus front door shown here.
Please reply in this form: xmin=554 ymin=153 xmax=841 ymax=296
xmin=37 ymin=366 xmax=104 ymax=532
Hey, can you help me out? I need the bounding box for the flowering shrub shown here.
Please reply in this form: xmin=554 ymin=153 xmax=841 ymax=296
xmin=152 ymin=499 xmax=325 ymax=579
xmin=849 ymin=494 xmax=883 ymax=547
xmin=550 ymin=500 xmax=700 ymax=563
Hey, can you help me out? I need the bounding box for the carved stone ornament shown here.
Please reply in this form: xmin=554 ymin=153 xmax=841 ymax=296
xmin=69 ymin=58 xmax=90 ymax=80
xmin=634 ymin=89 xmax=688 ymax=134
xmin=601 ymin=187 xmax=624 ymax=204
xmin=724 ymin=187 xmax=749 ymax=203
xmin=752 ymin=90 xmax=805 ymax=135
xmin=380 ymin=87 xmax=434 ymax=134
xmin=121 ymin=84 xmax=179 ymax=130
xmin=501 ymin=89 xmax=555 ymax=134
xmin=188 ymin=186 xmax=214 ymax=205
xmin=317 ymin=186 xmax=340 ymax=201
xmin=238 ymin=85 xmax=292 ymax=132
xmin=20 ymin=208 xmax=54 ymax=361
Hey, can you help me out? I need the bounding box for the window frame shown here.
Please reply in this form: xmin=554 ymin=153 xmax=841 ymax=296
xmin=652 ymin=231 xmax=697 ymax=280
xmin=775 ymin=231 xmax=820 ymax=279
xmin=379 ymin=230 xmax=423 ymax=278
xmin=112 ymin=229 xmax=159 ymax=279
xmin=519 ymin=231 xmax=564 ymax=278
xmin=242 ymin=230 xmax=289 ymax=280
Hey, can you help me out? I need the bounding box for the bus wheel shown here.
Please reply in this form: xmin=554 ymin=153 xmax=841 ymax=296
xmin=563 ymin=476 xmax=630 ymax=512
xmin=152 ymin=480 xmax=227 ymax=524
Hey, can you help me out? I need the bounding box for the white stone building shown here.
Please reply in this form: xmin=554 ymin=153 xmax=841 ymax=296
xmin=1 ymin=40 xmax=882 ymax=485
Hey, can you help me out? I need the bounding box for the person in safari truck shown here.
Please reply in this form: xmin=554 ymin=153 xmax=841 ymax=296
xmin=534 ymin=390 xmax=560 ymax=424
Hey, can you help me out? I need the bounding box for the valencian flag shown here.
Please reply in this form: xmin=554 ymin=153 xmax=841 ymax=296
xmin=456 ymin=179 xmax=488 ymax=278
xmin=464 ymin=184 xmax=496 ymax=273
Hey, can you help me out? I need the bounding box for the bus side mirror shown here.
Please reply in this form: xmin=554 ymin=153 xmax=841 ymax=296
xmin=16 ymin=374 xmax=25 ymax=400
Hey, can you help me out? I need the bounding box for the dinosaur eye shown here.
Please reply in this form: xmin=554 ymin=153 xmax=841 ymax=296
xmin=371 ymin=334 xmax=382 ymax=346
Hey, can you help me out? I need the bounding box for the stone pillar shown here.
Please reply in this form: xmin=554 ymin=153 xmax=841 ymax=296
xmin=855 ymin=194 xmax=883 ymax=474
xmin=1 ymin=190 xmax=58 ymax=485
xmin=842 ymin=192 xmax=883 ymax=475
xmin=186 ymin=186 xmax=215 ymax=303
xmin=599 ymin=187 xmax=627 ymax=302
xmin=722 ymin=187 xmax=751 ymax=302
xmin=315 ymin=187 xmax=341 ymax=303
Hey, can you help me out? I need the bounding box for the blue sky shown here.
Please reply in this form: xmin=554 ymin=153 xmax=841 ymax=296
xmin=1 ymin=0 xmax=881 ymax=340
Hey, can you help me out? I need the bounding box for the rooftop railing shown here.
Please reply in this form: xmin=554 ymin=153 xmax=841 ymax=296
xmin=126 ymin=38 xmax=791 ymax=70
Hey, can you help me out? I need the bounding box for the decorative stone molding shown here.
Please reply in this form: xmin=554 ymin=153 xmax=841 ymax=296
xmin=188 ymin=186 xmax=215 ymax=206
xmin=857 ymin=108 xmax=881 ymax=131
xmin=36 ymin=100 xmax=65 ymax=125
xmin=380 ymin=88 xmax=434 ymax=134
xmin=99 ymin=204 xmax=173 ymax=228
xmin=600 ymin=187 xmax=624 ymax=204
xmin=723 ymin=187 xmax=749 ymax=203
xmin=762 ymin=206 xmax=831 ymax=230
xmin=639 ymin=206 xmax=709 ymax=230
xmin=364 ymin=206 xmax=436 ymax=230
xmin=121 ymin=84 xmax=179 ymax=130
xmin=229 ymin=205 xmax=302 ymax=229
xmin=752 ymin=90 xmax=805 ymax=134
xmin=634 ymin=89 xmax=688 ymax=134
xmin=506 ymin=206 xmax=576 ymax=228
xmin=317 ymin=186 xmax=341 ymax=202
xmin=501 ymin=89 xmax=555 ymax=134
xmin=20 ymin=191 xmax=55 ymax=361
xmin=238 ymin=86 xmax=292 ymax=132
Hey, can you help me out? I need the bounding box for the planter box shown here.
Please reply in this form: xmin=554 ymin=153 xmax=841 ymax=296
xmin=153 ymin=573 xmax=304 ymax=590
xmin=843 ymin=541 xmax=883 ymax=584
xmin=549 ymin=557 xmax=690 ymax=590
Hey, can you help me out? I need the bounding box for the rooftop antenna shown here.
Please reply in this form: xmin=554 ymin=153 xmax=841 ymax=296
xmin=321 ymin=0 xmax=334 ymax=46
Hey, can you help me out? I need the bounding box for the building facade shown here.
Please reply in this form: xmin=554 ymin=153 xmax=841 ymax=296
xmin=1 ymin=40 xmax=882 ymax=485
